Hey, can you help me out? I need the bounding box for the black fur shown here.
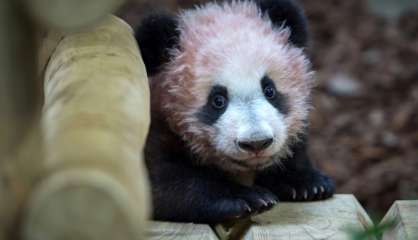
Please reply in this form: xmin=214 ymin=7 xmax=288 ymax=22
xmin=261 ymin=76 xmax=289 ymax=114
xmin=145 ymin=115 xmax=279 ymax=223
xmin=146 ymin=117 xmax=334 ymax=223
xmin=135 ymin=13 xmax=179 ymax=76
xmin=255 ymin=136 xmax=335 ymax=201
xmin=254 ymin=0 xmax=308 ymax=47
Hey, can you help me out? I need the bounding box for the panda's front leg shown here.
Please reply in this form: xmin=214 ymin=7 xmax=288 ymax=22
xmin=148 ymin=156 xmax=278 ymax=223
xmin=256 ymin=137 xmax=335 ymax=201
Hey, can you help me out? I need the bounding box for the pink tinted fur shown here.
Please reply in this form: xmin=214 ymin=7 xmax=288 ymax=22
xmin=151 ymin=1 xmax=315 ymax=168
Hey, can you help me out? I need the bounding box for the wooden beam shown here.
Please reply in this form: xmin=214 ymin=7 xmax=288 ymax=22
xmin=148 ymin=222 xmax=218 ymax=240
xmin=216 ymin=194 xmax=375 ymax=240
xmin=381 ymin=201 xmax=418 ymax=240
xmin=147 ymin=195 xmax=376 ymax=240
xmin=21 ymin=16 xmax=151 ymax=240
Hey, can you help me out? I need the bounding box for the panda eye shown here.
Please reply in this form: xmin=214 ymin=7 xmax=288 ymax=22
xmin=211 ymin=94 xmax=227 ymax=109
xmin=263 ymin=85 xmax=276 ymax=99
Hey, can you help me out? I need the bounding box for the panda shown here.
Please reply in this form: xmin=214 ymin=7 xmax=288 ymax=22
xmin=136 ymin=0 xmax=335 ymax=223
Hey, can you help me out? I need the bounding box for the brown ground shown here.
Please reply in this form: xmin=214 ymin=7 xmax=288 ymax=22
xmin=300 ymin=0 xmax=418 ymax=217
xmin=120 ymin=0 xmax=418 ymax=217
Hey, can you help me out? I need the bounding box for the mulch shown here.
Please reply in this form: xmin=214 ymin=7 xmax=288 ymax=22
xmin=300 ymin=0 xmax=418 ymax=217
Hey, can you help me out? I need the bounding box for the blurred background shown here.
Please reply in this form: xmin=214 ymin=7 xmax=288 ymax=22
xmin=119 ymin=0 xmax=418 ymax=218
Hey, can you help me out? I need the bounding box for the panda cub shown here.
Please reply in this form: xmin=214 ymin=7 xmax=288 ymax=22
xmin=136 ymin=0 xmax=335 ymax=223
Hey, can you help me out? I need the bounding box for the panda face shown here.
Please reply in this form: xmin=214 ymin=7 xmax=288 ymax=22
xmin=196 ymin=53 xmax=293 ymax=170
xmin=149 ymin=1 xmax=314 ymax=172
xmin=200 ymin=77 xmax=289 ymax=170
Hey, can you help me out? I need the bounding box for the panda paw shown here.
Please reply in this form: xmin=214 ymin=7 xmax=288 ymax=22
xmin=256 ymin=169 xmax=335 ymax=201
xmin=265 ymin=170 xmax=335 ymax=202
xmin=211 ymin=185 xmax=278 ymax=221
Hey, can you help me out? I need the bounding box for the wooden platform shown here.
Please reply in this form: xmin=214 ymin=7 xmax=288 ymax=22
xmin=381 ymin=201 xmax=418 ymax=240
xmin=147 ymin=194 xmax=418 ymax=240
xmin=149 ymin=222 xmax=218 ymax=240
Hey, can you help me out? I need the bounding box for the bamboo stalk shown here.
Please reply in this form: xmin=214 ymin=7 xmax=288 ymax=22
xmin=21 ymin=16 xmax=151 ymax=240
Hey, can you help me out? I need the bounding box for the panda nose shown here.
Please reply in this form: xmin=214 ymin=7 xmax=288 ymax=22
xmin=238 ymin=138 xmax=273 ymax=153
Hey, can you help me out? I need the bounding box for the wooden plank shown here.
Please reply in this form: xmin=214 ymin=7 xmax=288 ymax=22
xmin=381 ymin=201 xmax=418 ymax=240
xmin=235 ymin=194 xmax=374 ymax=240
xmin=148 ymin=222 xmax=218 ymax=240
xmin=150 ymin=195 xmax=374 ymax=240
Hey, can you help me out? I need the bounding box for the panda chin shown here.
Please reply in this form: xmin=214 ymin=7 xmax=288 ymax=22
xmin=222 ymin=141 xmax=293 ymax=172
xmin=221 ymin=155 xmax=275 ymax=172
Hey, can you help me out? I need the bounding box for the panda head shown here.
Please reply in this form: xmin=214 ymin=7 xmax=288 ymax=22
xmin=137 ymin=0 xmax=314 ymax=172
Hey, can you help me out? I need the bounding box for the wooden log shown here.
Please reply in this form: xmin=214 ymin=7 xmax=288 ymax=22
xmin=21 ymin=16 xmax=151 ymax=240
xmin=216 ymin=194 xmax=375 ymax=240
xmin=381 ymin=201 xmax=418 ymax=240
xmin=148 ymin=222 xmax=218 ymax=240
xmin=25 ymin=0 xmax=125 ymax=31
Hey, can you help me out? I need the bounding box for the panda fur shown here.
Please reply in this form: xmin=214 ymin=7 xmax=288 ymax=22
xmin=136 ymin=0 xmax=335 ymax=223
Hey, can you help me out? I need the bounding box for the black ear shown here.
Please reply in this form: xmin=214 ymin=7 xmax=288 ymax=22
xmin=255 ymin=0 xmax=308 ymax=47
xmin=135 ymin=13 xmax=179 ymax=76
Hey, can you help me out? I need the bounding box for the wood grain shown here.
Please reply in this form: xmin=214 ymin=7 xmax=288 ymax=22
xmin=235 ymin=194 xmax=373 ymax=240
xmin=150 ymin=195 xmax=377 ymax=240
xmin=148 ymin=222 xmax=218 ymax=240
xmin=381 ymin=201 xmax=418 ymax=240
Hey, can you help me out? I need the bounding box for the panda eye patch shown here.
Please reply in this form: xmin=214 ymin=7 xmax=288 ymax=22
xmin=196 ymin=85 xmax=228 ymax=125
xmin=261 ymin=75 xmax=289 ymax=114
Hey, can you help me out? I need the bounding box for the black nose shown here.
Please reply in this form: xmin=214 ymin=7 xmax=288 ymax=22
xmin=238 ymin=138 xmax=273 ymax=153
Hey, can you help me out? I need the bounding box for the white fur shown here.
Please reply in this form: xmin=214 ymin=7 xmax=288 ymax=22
xmin=213 ymin=73 xmax=288 ymax=167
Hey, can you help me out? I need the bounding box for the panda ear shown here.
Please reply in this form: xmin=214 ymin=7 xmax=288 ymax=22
xmin=135 ymin=13 xmax=179 ymax=76
xmin=255 ymin=0 xmax=308 ymax=47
